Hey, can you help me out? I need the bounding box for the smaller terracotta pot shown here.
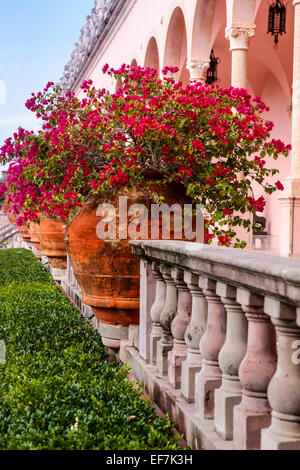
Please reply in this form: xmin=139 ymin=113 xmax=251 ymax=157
xmin=2 ymin=195 xmax=9 ymax=215
xmin=18 ymin=224 xmax=32 ymax=242
xmin=36 ymin=217 xmax=67 ymax=269
xmin=29 ymin=222 xmax=42 ymax=251
xmin=8 ymin=213 xmax=17 ymax=225
xmin=3 ymin=196 xmax=15 ymax=224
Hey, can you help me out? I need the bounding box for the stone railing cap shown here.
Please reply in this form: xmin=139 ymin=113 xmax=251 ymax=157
xmin=130 ymin=240 xmax=300 ymax=303
xmin=131 ymin=240 xmax=300 ymax=277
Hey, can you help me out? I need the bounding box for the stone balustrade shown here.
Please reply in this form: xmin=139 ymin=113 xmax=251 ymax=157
xmin=128 ymin=240 xmax=300 ymax=450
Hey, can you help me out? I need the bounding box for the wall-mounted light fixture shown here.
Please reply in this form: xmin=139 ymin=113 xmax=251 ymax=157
xmin=267 ymin=0 xmax=287 ymax=48
xmin=206 ymin=49 xmax=220 ymax=85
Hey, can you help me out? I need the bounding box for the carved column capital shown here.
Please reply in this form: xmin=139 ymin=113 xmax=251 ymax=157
xmin=187 ymin=59 xmax=210 ymax=82
xmin=225 ymin=26 xmax=256 ymax=51
xmin=187 ymin=59 xmax=210 ymax=75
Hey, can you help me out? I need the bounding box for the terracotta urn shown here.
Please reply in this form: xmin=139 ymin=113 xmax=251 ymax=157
xmin=18 ymin=224 xmax=32 ymax=242
xmin=2 ymin=195 xmax=9 ymax=215
xmin=36 ymin=217 xmax=67 ymax=269
xmin=29 ymin=222 xmax=42 ymax=251
xmin=8 ymin=212 xmax=17 ymax=225
xmin=3 ymin=196 xmax=16 ymax=225
xmin=65 ymin=181 xmax=198 ymax=346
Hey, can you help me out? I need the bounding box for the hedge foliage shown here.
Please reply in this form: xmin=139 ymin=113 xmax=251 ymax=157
xmin=0 ymin=249 xmax=181 ymax=450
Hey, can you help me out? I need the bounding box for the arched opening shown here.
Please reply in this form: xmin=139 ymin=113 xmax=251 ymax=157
xmin=164 ymin=7 xmax=190 ymax=85
xmin=114 ymin=59 xmax=137 ymax=92
xmin=249 ymin=1 xmax=292 ymax=101
xmin=226 ymin=0 xmax=256 ymax=27
xmin=210 ymin=0 xmax=231 ymax=88
xmin=190 ymin=0 xmax=228 ymax=85
xmin=191 ymin=0 xmax=216 ymax=61
xmin=144 ymin=37 xmax=160 ymax=73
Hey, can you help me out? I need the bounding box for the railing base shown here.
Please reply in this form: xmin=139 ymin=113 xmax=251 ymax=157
xmin=156 ymin=339 xmax=172 ymax=376
xmin=98 ymin=321 xmax=129 ymax=349
xmin=261 ymin=427 xmax=300 ymax=450
xmin=214 ymin=389 xmax=242 ymax=441
xmin=261 ymin=413 xmax=300 ymax=450
xmin=233 ymin=398 xmax=271 ymax=450
xmin=50 ymin=266 xmax=66 ymax=283
xmin=126 ymin=345 xmax=234 ymax=450
xmin=180 ymin=360 xmax=201 ymax=403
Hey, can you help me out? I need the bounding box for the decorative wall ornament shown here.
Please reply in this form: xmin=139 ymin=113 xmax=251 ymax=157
xmin=267 ymin=0 xmax=287 ymax=48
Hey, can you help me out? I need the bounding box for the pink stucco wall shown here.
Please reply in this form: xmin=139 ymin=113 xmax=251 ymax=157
xmin=74 ymin=0 xmax=294 ymax=252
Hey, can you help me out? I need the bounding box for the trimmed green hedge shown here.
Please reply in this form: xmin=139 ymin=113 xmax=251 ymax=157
xmin=0 ymin=249 xmax=181 ymax=450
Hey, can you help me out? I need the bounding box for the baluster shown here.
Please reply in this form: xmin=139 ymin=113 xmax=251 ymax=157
xmin=195 ymin=278 xmax=227 ymax=419
xmin=168 ymin=268 xmax=192 ymax=389
xmin=261 ymin=297 xmax=300 ymax=450
xmin=138 ymin=259 xmax=155 ymax=362
xmin=181 ymin=272 xmax=207 ymax=403
xmin=150 ymin=262 xmax=166 ymax=365
xmin=233 ymin=289 xmax=277 ymax=450
xmin=67 ymin=254 xmax=72 ymax=286
xmin=156 ymin=264 xmax=177 ymax=376
xmin=214 ymin=282 xmax=248 ymax=440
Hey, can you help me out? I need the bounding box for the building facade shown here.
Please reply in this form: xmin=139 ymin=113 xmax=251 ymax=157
xmin=61 ymin=0 xmax=300 ymax=258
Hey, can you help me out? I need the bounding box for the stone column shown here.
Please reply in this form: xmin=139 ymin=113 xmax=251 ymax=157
xmin=187 ymin=59 xmax=210 ymax=83
xmin=279 ymin=0 xmax=300 ymax=257
xmin=168 ymin=268 xmax=192 ymax=389
xmin=156 ymin=264 xmax=178 ymax=376
xmin=181 ymin=272 xmax=208 ymax=403
xmin=233 ymin=289 xmax=277 ymax=450
xmin=149 ymin=262 xmax=166 ymax=365
xmin=261 ymin=298 xmax=300 ymax=450
xmin=195 ymin=278 xmax=227 ymax=419
xmin=225 ymin=26 xmax=255 ymax=89
xmin=214 ymin=283 xmax=248 ymax=440
xmin=225 ymin=26 xmax=255 ymax=249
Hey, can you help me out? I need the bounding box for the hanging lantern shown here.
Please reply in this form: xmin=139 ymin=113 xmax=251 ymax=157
xmin=267 ymin=0 xmax=287 ymax=48
xmin=206 ymin=49 xmax=220 ymax=85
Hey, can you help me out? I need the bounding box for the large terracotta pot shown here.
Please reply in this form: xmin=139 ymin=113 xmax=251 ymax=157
xmin=65 ymin=181 xmax=196 ymax=334
xmin=36 ymin=218 xmax=67 ymax=269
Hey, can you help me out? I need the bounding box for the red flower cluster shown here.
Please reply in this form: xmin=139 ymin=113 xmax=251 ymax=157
xmin=218 ymin=234 xmax=232 ymax=246
xmin=247 ymin=196 xmax=266 ymax=213
xmin=0 ymin=64 xmax=291 ymax=247
xmin=275 ymin=180 xmax=284 ymax=191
